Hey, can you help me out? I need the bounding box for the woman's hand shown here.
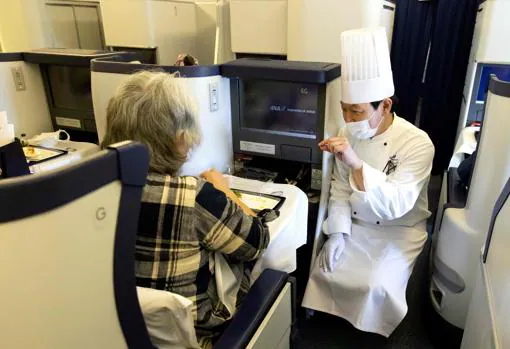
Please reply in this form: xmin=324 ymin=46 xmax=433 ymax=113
xmin=201 ymin=169 xmax=257 ymax=217
xmin=200 ymin=169 xmax=229 ymax=192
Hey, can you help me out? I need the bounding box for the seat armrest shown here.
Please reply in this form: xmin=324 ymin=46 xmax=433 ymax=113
xmin=214 ymin=269 xmax=290 ymax=349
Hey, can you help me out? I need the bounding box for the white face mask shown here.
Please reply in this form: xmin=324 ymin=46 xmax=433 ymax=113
xmin=346 ymin=109 xmax=383 ymax=140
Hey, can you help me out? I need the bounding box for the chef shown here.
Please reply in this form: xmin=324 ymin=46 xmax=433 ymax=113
xmin=302 ymin=27 xmax=435 ymax=337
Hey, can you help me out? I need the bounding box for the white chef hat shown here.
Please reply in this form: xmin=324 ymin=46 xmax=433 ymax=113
xmin=340 ymin=27 xmax=395 ymax=104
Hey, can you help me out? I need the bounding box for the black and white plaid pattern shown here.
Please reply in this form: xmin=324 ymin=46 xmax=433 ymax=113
xmin=135 ymin=173 xmax=270 ymax=348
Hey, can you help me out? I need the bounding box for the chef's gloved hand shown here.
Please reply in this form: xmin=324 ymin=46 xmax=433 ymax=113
xmin=319 ymin=137 xmax=362 ymax=170
xmin=319 ymin=233 xmax=346 ymax=273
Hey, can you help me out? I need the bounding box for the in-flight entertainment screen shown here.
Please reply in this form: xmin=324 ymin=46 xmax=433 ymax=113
xmin=241 ymin=79 xmax=319 ymax=138
xmin=48 ymin=66 xmax=93 ymax=111
xmin=477 ymin=65 xmax=510 ymax=102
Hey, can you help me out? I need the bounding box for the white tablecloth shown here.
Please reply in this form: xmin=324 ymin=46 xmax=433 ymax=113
xmin=28 ymin=140 xmax=100 ymax=173
xmin=227 ymin=176 xmax=309 ymax=280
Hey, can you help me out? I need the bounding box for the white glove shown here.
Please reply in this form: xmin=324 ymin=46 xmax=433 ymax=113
xmin=319 ymin=233 xmax=346 ymax=273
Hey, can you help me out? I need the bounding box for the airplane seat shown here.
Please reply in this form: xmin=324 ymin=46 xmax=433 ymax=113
xmin=461 ymin=176 xmax=510 ymax=349
xmin=214 ymin=270 xmax=296 ymax=349
xmin=91 ymin=55 xmax=233 ymax=177
xmin=0 ymin=141 xmax=153 ymax=349
xmin=0 ymin=140 xmax=296 ymax=349
xmin=430 ymin=75 xmax=510 ymax=330
xmin=137 ymin=269 xmax=296 ymax=349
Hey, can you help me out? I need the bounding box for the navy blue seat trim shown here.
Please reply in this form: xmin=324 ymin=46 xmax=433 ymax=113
xmin=215 ymin=269 xmax=290 ymax=349
xmin=0 ymin=138 xmax=30 ymax=178
xmin=108 ymin=141 xmax=150 ymax=186
xmin=0 ymin=150 xmax=117 ymax=223
xmin=0 ymin=143 xmax=149 ymax=223
xmin=489 ymin=74 xmax=510 ymax=97
xmin=108 ymin=144 xmax=153 ymax=348
xmin=0 ymin=142 xmax=153 ymax=348
xmin=483 ymin=177 xmax=510 ymax=262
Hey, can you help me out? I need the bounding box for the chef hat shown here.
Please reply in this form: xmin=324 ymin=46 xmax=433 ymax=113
xmin=340 ymin=27 xmax=395 ymax=104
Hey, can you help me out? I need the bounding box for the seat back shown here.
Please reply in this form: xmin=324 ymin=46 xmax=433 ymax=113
xmin=91 ymin=57 xmax=233 ymax=176
xmin=0 ymin=141 xmax=153 ymax=349
xmin=461 ymin=176 xmax=510 ymax=349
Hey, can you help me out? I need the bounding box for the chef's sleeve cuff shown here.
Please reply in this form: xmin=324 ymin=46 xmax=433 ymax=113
xmin=326 ymin=214 xmax=352 ymax=236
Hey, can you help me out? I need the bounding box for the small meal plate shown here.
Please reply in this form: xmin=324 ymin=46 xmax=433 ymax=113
xmin=231 ymin=188 xmax=285 ymax=213
xmin=23 ymin=145 xmax=67 ymax=164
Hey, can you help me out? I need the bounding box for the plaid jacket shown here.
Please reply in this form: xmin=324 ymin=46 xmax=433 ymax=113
xmin=135 ymin=173 xmax=270 ymax=348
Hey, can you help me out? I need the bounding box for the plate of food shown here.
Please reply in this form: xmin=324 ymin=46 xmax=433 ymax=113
xmin=23 ymin=145 xmax=67 ymax=164
xmin=230 ymin=188 xmax=285 ymax=213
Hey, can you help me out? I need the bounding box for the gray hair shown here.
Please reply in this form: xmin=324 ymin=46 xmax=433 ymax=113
xmin=101 ymin=71 xmax=201 ymax=175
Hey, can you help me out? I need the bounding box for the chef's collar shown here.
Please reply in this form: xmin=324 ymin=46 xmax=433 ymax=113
xmin=368 ymin=113 xmax=397 ymax=141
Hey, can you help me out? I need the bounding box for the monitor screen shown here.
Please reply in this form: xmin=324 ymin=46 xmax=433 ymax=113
xmin=241 ymin=80 xmax=319 ymax=138
xmin=476 ymin=65 xmax=510 ymax=102
xmin=48 ymin=66 xmax=93 ymax=111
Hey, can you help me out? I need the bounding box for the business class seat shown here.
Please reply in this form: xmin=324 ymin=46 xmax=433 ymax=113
xmin=0 ymin=141 xmax=295 ymax=349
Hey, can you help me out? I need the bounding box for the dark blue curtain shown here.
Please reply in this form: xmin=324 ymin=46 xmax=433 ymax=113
xmin=390 ymin=0 xmax=436 ymax=123
xmin=420 ymin=0 xmax=479 ymax=174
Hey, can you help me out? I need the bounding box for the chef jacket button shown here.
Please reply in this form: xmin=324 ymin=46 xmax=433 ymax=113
xmin=384 ymin=142 xmax=388 ymax=146
xmin=376 ymin=221 xmax=380 ymax=225
xmin=353 ymin=211 xmax=357 ymax=215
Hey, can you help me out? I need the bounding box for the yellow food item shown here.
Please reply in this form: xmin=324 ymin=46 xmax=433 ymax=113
xmin=23 ymin=147 xmax=37 ymax=157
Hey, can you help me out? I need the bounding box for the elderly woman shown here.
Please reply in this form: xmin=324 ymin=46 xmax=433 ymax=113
xmin=102 ymin=71 xmax=270 ymax=348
